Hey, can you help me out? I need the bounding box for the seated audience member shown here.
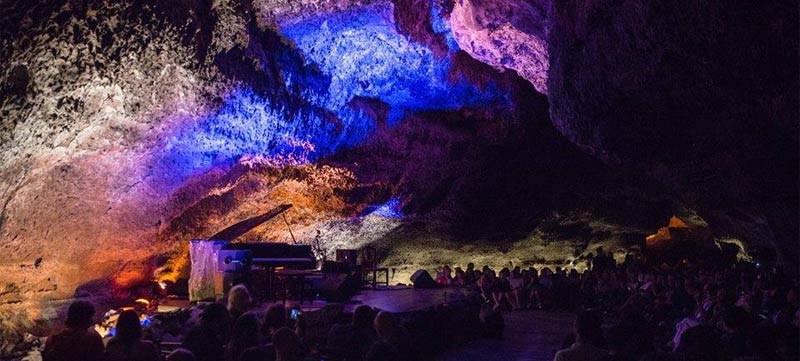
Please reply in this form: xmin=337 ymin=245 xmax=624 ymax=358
xmin=225 ymin=312 xmax=261 ymax=361
xmin=182 ymin=303 xmax=232 ymax=361
xmin=509 ymin=267 xmax=525 ymax=310
xmin=553 ymin=310 xmax=607 ymax=361
xmin=719 ymin=306 xmax=751 ymax=360
xmin=464 ymin=262 xmax=477 ymax=285
xmin=273 ymin=327 xmax=301 ymax=361
xmin=493 ymin=268 xmax=513 ymax=310
xmin=675 ymin=325 xmax=723 ymax=361
xmin=367 ymin=311 xmax=409 ymax=360
xmin=166 ymin=348 xmax=195 ymax=361
xmin=263 ymin=304 xmax=287 ymax=341
xmin=365 ymin=339 xmax=401 ymax=361
xmin=601 ymin=326 xmax=634 ymax=361
xmin=104 ymin=310 xmax=159 ymax=361
xmin=43 ymin=301 xmax=104 ymax=361
xmin=326 ymin=305 xmax=377 ymax=358
xmin=477 ymin=271 xmax=496 ymax=303
xmin=453 ymin=267 xmax=466 ymax=286
xmin=226 ymin=284 xmax=252 ymax=322
xmin=435 ymin=265 xmax=453 ymax=286
xmin=376 ymin=311 xmax=409 ymax=344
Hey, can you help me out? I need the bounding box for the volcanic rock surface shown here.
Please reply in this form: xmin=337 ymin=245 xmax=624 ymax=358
xmin=0 ymin=0 xmax=796 ymax=337
xmin=547 ymin=0 xmax=799 ymax=266
xmin=450 ymin=0 xmax=550 ymax=93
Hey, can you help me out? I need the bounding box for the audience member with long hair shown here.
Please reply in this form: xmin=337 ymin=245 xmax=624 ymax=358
xmin=104 ymin=310 xmax=159 ymax=361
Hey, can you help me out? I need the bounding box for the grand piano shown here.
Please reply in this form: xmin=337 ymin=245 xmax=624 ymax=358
xmin=188 ymin=204 xmax=318 ymax=302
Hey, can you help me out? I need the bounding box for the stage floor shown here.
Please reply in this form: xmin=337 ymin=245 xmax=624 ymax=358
xmin=431 ymin=310 xmax=575 ymax=361
xmin=278 ymin=287 xmax=468 ymax=313
xmin=350 ymin=287 xmax=468 ymax=313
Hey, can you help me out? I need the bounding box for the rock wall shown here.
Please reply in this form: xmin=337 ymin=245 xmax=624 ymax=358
xmin=0 ymin=0 xmax=796 ymax=336
xmin=450 ymin=0 xmax=550 ymax=93
xmin=546 ymin=0 xmax=799 ymax=267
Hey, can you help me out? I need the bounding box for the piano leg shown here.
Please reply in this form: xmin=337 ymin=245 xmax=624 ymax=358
xmin=267 ymin=267 xmax=275 ymax=303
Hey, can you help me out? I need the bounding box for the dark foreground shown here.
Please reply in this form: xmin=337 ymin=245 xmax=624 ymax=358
xmin=433 ymin=311 xmax=574 ymax=361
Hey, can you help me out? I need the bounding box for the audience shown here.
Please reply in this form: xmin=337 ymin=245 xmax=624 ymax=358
xmin=273 ymin=327 xmax=301 ymax=361
xmin=262 ymin=303 xmax=287 ymax=341
xmin=325 ymin=304 xmax=376 ymax=359
xmin=554 ymin=310 xmax=607 ymax=361
xmin=225 ymin=312 xmax=261 ymax=361
xmin=435 ymin=265 xmax=454 ymax=286
xmin=42 ymin=252 xmax=799 ymax=361
xmin=104 ymin=310 xmax=159 ymax=361
xmin=226 ymin=284 xmax=252 ymax=322
xmin=182 ymin=303 xmax=231 ymax=361
xmin=43 ymin=301 xmax=104 ymax=361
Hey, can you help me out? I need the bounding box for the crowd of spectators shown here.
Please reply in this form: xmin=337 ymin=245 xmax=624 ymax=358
xmin=42 ymin=286 xmax=412 ymax=361
xmin=41 ymin=247 xmax=798 ymax=361
xmin=434 ymin=247 xmax=799 ymax=361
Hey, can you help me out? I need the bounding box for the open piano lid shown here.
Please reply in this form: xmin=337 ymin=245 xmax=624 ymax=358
xmin=207 ymin=204 xmax=293 ymax=242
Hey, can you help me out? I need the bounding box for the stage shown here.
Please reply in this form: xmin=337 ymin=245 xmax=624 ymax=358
xmin=247 ymin=286 xmax=472 ymax=314
xmin=350 ymin=287 xmax=469 ymax=313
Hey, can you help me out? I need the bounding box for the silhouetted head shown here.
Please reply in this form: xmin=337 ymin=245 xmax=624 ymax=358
xmin=353 ymin=305 xmax=375 ymax=329
xmin=227 ymin=284 xmax=252 ymax=316
xmin=201 ymin=302 xmax=229 ymax=323
xmin=199 ymin=302 xmax=231 ymax=337
xmin=374 ymin=311 xmax=401 ymax=342
xmin=65 ymin=300 xmax=95 ymax=329
xmin=574 ymin=310 xmax=603 ymax=345
xmin=115 ymin=310 xmax=142 ymax=344
xmin=272 ymin=327 xmax=299 ymax=360
xmin=230 ymin=312 xmax=260 ymax=346
xmin=263 ymin=304 xmax=287 ymax=335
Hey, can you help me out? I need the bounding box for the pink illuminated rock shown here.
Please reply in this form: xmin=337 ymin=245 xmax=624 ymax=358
xmin=450 ymin=0 xmax=550 ymax=94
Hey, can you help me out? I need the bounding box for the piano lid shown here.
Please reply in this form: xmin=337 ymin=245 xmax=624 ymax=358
xmin=207 ymin=204 xmax=293 ymax=242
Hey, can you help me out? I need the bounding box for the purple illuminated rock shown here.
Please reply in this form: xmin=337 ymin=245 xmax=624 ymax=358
xmin=450 ymin=0 xmax=550 ymax=93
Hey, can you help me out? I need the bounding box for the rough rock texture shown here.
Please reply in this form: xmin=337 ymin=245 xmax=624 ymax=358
xmin=450 ymin=0 xmax=550 ymax=93
xmin=547 ymin=0 xmax=799 ymax=267
xmin=0 ymin=0 xmax=795 ymax=337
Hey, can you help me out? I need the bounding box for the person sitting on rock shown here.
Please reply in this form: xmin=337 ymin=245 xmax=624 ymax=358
xmin=43 ymin=300 xmax=104 ymax=361
xmin=104 ymin=310 xmax=159 ymax=361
